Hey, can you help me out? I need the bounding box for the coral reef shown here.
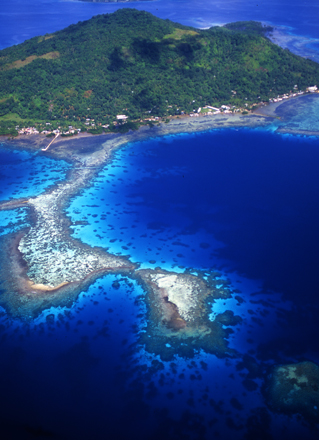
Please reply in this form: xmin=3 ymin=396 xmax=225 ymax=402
xmin=136 ymin=268 xmax=241 ymax=360
xmin=265 ymin=361 xmax=319 ymax=423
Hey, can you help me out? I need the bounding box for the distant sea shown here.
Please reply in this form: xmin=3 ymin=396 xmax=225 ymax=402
xmin=1 ymin=1 xmax=319 ymax=439
xmin=1 ymin=0 xmax=319 ymax=61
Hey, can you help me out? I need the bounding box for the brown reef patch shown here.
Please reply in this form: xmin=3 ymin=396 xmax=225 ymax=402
xmin=135 ymin=268 xmax=241 ymax=360
xmin=0 ymin=229 xmax=135 ymax=320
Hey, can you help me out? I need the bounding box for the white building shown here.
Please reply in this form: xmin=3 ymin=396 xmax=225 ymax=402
xmin=206 ymin=106 xmax=220 ymax=112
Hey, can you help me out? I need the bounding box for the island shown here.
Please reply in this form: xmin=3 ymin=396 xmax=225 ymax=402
xmin=1 ymin=9 xmax=319 ymax=137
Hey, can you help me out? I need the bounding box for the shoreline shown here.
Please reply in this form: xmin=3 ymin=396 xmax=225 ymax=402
xmin=2 ymin=91 xmax=319 ymax=157
xmin=0 ymin=96 xmax=317 ymax=322
xmin=0 ymin=111 xmax=276 ymax=158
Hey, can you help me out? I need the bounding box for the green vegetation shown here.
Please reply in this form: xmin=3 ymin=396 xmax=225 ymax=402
xmin=163 ymin=28 xmax=199 ymax=40
xmin=223 ymin=21 xmax=274 ymax=36
xmin=4 ymin=51 xmax=60 ymax=70
xmin=0 ymin=120 xmax=18 ymax=136
xmin=0 ymin=9 xmax=319 ymax=135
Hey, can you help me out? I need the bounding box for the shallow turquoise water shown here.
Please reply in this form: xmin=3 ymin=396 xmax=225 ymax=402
xmin=276 ymin=93 xmax=319 ymax=133
xmin=0 ymin=145 xmax=71 ymax=201
xmin=0 ymin=208 xmax=29 ymax=236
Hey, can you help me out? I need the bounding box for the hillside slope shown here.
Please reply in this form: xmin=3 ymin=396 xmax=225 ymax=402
xmin=0 ymin=9 xmax=318 ymax=132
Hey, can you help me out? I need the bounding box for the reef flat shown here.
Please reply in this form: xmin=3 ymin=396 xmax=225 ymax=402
xmin=0 ymin=134 xmax=136 ymax=319
xmin=136 ymin=269 xmax=214 ymax=333
xmin=18 ymin=149 xmax=131 ymax=288
xmin=254 ymin=93 xmax=319 ymax=136
xmin=136 ymin=268 xmax=242 ymax=360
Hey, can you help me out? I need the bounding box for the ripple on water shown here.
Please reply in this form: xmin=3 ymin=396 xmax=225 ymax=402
xmin=0 ymin=144 xmax=71 ymax=202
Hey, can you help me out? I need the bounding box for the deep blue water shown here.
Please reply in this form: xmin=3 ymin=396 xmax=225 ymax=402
xmin=68 ymin=128 xmax=319 ymax=308
xmin=1 ymin=1 xmax=319 ymax=439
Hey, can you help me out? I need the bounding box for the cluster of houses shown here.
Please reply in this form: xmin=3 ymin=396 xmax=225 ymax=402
xmin=110 ymin=114 xmax=128 ymax=126
xmin=17 ymin=123 xmax=81 ymax=136
xmin=269 ymin=85 xmax=318 ymax=103
xmin=143 ymin=116 xmax=160 ymax=122
xmin=189 ymin=85 xmax=318 ymax=116
xmin=14 ymin=86 xmax=318 ymax=136
xmin=189 ymin=105 xmax=236 ymax=117
xmin=84 ymin=118 xmax=96 ymax=127
xmin=17 ymin=126 xmax=40 ymax=135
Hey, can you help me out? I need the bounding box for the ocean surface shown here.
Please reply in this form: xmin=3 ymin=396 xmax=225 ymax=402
xmin=1 ymin=1 xmax=319 ymax=439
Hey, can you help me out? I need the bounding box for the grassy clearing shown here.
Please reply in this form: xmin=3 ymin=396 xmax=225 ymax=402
xmin=38 ymin=34 xmax=55 ymax=43
xmin=164 ymin=28 xmax=198 ymax=40
xmin=0 ymin=113 xmax=36 ymax=123
xmin=4 ymin=51 xmax=59 ymax=70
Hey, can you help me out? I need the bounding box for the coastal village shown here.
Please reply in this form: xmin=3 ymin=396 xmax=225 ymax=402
xmin=14 ymin=85 xmax=318 ymax=137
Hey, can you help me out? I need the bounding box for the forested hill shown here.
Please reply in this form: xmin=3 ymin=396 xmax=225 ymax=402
xmin=0 ymin=8 xmax=319 ymax=133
